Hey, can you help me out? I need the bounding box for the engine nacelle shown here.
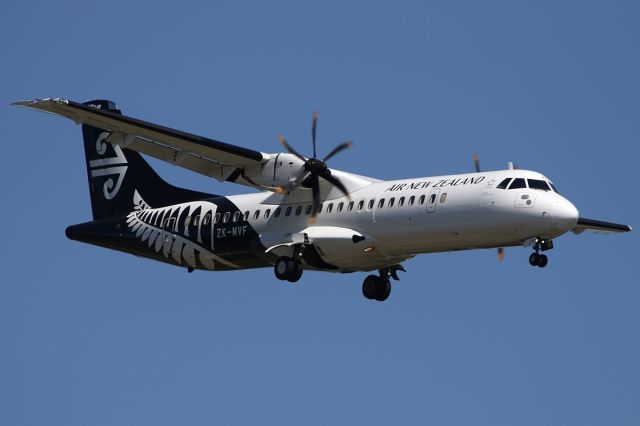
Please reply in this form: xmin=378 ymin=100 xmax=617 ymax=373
xmin=243 ymin=153 xmax=306 ymax=188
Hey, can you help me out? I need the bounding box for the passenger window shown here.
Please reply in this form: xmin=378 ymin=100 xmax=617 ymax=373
xmin=222 ymin=212 xmax=230 ymax=223
xmin=318 ymin=204 xmax=323 ymax=214
xmin=347 ymin=201 xmax=354 ymax=212
xmin=528 ymin=179 xmax=551 ymax=191
xmin=214 ymin=213 xmax=220 ymax=224
xmin=408 ymin=196 xmax=415 ymax=206
xmin=337 ymin=202 xmax=344 ymax=212
xmin=419 ymin=195 xmax=425 ymax=205
xmin=295 ymin=205 xmax=302 ymax=215
xmin=398 ymin=197 xmax=405 ymax=207
xmin=367 ymin=199 xmax=375 ymax=210
xmin=203 ymin=213 xmax=211 ymax=225
xmin=231 ymin=211 xmax=239 ymax=223
xmin=508 ymin=178 xmax=526 ymax=189
xmin=429 ymin=194 xmax=436 ymax=204
xmin=357 ymin=200 xmax=365 ymax=211
xmin=496 ymin=178 xmax=512 ymax=189
xmin=388 ymin=198 xmax=395 ymax=208
xmin=254 ymin=210 xmax=260 ymax=220
xmin=274 ymin=207 xmax=281 ymax=218
xmin=327 ymin=203 xmax=334 ymax=213
xmin=243 ymin=211 xmax=249 ymax=221
xmin=440 ymin=193 xmax=447 ymax=203
xmin=378 ymin=198 xmax=385 ymax=208
xmin=285 ymin=206 xmax=292 ymax=216
xmin=305 ymin=205 xmax=312 ymax=215
xmin=264 ymin=209 xmax=271 ymax=219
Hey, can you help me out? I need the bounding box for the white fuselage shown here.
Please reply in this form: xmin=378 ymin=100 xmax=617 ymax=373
xmin=222 ymin=169 xmax=579 ymax=272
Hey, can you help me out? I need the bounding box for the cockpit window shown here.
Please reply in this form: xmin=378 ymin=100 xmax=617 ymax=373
xmin=496 ymin=178 xmax=512 ymax=189
xmin=549 ymin=182 xmax=559 ymax=194
xmin=528 ymin=179 xmax=551 ymax=191
xmin=508 ymin=178 xmax=526 ymax=189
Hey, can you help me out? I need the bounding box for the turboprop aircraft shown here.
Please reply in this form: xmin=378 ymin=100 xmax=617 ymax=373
xmin=13 ymin=98 xmax=632 ymax=301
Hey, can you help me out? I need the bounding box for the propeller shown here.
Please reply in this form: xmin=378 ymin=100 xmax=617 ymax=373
xmin=278 ymin=112 xmax=353 ymax=224
xmin=473 ymin=153 xmax=505 ymax=262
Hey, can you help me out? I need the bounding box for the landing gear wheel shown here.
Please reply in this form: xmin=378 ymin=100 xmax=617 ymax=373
xmin=374 ymin=279 xmax=392 ymax=301
xmin=287 ymin=260 xmax=304 ymax=282
xmin=537 ymin=254 xmax=548 ymax=268
xmin=529 ymin=253 xmax=540 ymax=267
xmin=275 ymin=257 xmax=293 ymax=280
xmin=275 ymin=256 xmax=304 ymax=282
xmin=362 ymin=275 xmax=392 ymax=301
xmin=362 ymin=275 xmax=379 ymax=300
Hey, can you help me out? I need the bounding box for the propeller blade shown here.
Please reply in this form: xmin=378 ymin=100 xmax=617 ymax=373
xmin=309 ymin=175 xmax=321 ymax=224
xmin=497 ymin=247 xmax=505 ymax=262
xmin=292 ymin=170 xmax=312 ymax=189
xmin=473 ymin=153 xmax=481 ymax=173
xmin=321 ymin=172 xmax=351 ymax=199
xmin=278 ymin=134 xmax=307 ymax=163
xmin=312 ymin=111 xmax=319 ymax=158
xmin=322 ymin=140 xmax=353 ymax=163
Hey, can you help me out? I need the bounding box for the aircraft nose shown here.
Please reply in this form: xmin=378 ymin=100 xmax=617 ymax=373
xmin=553 ymin=197 xmax=579 ymax=233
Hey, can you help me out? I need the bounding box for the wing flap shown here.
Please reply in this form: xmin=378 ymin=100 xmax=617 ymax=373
xmin=572 ymin=217 xmax=632 ymax=234
xmin=12 ymin=98 xmax=267 ymax=169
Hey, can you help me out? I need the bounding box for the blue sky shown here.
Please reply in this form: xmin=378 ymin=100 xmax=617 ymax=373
xmin=1 ymin=1 xmax=638 ymax=425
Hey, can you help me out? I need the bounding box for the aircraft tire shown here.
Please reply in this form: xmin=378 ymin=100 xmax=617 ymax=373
xmin=375 ymin=279 xmax=392 ymax=302
xmin=537 ymin=254 xmax=548 ymax=268
xmin=529 ymin=253 xmax=539 ymax=267
xmin=275 ymin=256 xmax=292 ymax=280
xmin=287 ymin=260 xmax=304 ymax=282
xmin=362 ymin=275 xmax=379 ymax=299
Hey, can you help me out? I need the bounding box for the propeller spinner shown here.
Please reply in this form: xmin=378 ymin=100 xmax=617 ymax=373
xmin=278 ymin=112 xmax=353 ymax=223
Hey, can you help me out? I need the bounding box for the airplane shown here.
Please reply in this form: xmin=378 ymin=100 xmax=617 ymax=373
xmin=13 ymin=98 xmax=632 ymax=301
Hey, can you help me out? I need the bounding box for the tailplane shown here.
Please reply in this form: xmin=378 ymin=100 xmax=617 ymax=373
xmin=81 ymin=100 xmax=214 ymax=220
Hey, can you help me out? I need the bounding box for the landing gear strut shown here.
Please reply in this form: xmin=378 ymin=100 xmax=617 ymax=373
xmin=274 ymin=245 xmax=304 ymax=282
xmin=529 ymin=238 xmax=553 ymax=268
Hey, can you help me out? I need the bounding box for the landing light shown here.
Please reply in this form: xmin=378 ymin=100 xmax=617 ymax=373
xmin=363 ymin=247 xmax=375 ymax=253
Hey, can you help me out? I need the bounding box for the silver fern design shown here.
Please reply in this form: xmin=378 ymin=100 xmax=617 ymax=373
xmin=126 ymin=190 xmax=239 ymax=270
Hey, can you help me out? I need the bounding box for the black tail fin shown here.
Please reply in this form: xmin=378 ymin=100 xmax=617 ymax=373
xmin=81 ymin=100 xmax=215 ymax=220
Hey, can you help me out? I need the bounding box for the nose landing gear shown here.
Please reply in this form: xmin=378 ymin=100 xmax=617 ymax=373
xmin=529 ymin=238 xmax=553 ymax=268
xmin=362 ymin=265 xmax=405 ymax=301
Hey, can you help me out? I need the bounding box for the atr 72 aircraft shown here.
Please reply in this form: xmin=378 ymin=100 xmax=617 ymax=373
xmin=14 ymin=98 xmax=631 ymax=301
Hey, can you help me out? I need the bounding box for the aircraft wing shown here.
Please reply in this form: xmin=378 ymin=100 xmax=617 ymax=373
xmin=12 ymin=98 xmax=269 ymax=185
xmin=572 ymin=218 xmax=632 ymax=234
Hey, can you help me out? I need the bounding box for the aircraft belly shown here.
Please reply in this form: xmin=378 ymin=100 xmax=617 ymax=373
xmin=371 ymin=199 xmax=554 ymax=255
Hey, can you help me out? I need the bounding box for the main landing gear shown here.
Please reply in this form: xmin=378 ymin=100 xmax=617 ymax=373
xmin=529 ymin=238 xmax=553 ymax=268
xmin=274 ymin=245 xmax=305 ymax=283
xmin=274 ymin=256 xmax=304 ymax=282
xmin=362 ymin=265 xmax=405 ymax=302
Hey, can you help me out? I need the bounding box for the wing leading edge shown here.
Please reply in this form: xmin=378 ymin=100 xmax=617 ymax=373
xmin=572 ymin=217 xmax=632 ymax=234
xmin=12 ymin=98 xmax=269 ymax=183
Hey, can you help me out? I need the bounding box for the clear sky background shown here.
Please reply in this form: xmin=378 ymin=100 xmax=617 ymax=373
xmin=1 ymin=1 xmax=638 ymax=425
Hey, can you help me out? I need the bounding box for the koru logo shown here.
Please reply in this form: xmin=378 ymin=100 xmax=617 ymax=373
xmin=89 ymin=132 xmax=128 ymax=200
